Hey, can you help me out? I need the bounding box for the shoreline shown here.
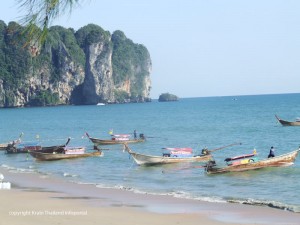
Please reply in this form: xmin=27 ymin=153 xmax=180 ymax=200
xmin=1 ymin=167 xmax=300 ymax=225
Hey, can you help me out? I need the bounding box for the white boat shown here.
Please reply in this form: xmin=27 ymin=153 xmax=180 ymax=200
xmin=96 ymin=103 xmax=105 ymax=106
xmin=86 ymin=132 xmax=145 ymax=146
xmin=124 ymin=144 xmax=212 ymax=166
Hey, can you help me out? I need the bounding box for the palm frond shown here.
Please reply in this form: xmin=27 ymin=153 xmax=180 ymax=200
xmin=16 ymin=0 xmax=81 ymax=47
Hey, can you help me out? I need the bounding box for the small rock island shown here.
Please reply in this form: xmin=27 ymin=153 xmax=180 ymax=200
xmin=158 ymin=93 xmax=179 ymax=102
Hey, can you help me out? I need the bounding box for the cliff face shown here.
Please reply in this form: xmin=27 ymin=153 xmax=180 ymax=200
xmin=111 ymin=30 xmax=152 ymax=103
xmin=0 ymin=21 xmax=152 ymax=107
xmin=84 ymin=42 xmax=114 ymax=104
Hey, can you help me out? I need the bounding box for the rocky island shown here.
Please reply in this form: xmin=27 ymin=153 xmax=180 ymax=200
xmin=158 ymin=93 xmax=179 ymax=102
xmin=0 ymin=21 xmax=152 ymax=107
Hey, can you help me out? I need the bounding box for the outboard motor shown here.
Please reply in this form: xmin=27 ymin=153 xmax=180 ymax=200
xmin=201 ymin=148 xmax=209 ymax=155
xmin=205 ymin=160 xmax=217 ymax=172
xmin=6 ymin=143 xmax=17 ymax=154
xmin=139 ymin=133 xmax=145 ymax=139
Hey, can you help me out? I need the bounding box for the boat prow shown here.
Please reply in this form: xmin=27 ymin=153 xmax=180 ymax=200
xmin=275 ymin=115 xmax=300 ymax=126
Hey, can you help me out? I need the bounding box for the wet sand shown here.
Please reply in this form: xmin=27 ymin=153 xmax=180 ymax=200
xmin=0 ymin=168 xmax=299 ymax=225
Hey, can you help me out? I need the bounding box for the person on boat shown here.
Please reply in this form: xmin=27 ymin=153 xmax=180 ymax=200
xmin=134 ymin=130 xmax=137 ymax=139
xmin=268 ymin=146 xmax=275 ymax=158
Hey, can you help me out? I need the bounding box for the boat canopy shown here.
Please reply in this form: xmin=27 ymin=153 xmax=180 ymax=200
xmin=64 ymin=147 xmax=85 ymax=155
xmin=162 ymin=147 xmax=193 ymax=154
xmin=64 ymin=146 xmax=85 ymax=150
xmin=112 ymin=134 xmax=131 ymax=137
xmin=18 ymin=142 xmax=41 ymax=151
xmin=163 ymin=147 xmax=193 ymax=152
xmin=111 ymin=134 xmax=130 ymax=141
xmin=18 ymin=142 xmax=39 ymax=146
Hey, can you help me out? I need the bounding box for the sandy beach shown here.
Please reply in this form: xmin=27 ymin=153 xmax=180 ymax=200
xmin=0 ymin=168 xmax=299 ymax=225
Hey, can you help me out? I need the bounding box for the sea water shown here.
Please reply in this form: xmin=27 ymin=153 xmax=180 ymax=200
xmin=1 ymin=93 xmax=300 ymax=212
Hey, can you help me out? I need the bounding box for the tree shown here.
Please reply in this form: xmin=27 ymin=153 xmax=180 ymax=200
xmin=16 ymin=0 xmax=83 ymax=46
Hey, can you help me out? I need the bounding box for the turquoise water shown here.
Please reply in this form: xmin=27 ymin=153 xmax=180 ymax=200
xmin=1 ymin=93 xmax=300 ymax=212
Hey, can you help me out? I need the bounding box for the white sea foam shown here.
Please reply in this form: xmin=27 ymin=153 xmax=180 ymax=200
xmin=1 ymin=162 xmax=298 ymax=213
xmin=76 ymin=181 xmax=97 ymax=185
xmin=63 ymin=173 xmax=78 ymax=178
xmin=92 ymin=183 xmax=227 ymax=204
xmin=19 ymin=168 xmax=36 ymax=173
xmin=227 ymin=198 xmax=300 ymax=213
xmin=9 ymin=167 xmax=37 ymax=174
xmin=5 ymin=164 xmax=297 ymax=213
xmin=1 ymin=164 xmax=15 ymax=170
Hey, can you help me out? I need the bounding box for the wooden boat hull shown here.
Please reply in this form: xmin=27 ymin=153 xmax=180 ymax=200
xmin=206 ymin=149 xmax=299 ymax=174
xmin=29 ymin=151 xmax=102 ymax=161
xmin=275 ymin=115 xmax=300 ymax=126
xmin=124 ymin=144 xmax=212 ymax=166
xmin=89 ymin=137 xmax=145 ymax=146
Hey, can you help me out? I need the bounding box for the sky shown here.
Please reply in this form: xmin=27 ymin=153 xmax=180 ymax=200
xmin=1 ymin=0 xmax=300 ymax=99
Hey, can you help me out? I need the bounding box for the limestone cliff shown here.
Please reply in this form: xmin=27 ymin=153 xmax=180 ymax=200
xmin=0 ymin=21 xmax=152 ymax=107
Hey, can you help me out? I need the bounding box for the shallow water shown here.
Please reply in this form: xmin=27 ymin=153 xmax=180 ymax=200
xmin=1 ymin=93 xmax=300 ymax=212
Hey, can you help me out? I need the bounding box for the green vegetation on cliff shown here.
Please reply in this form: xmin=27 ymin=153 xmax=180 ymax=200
xmin=42 ymin=26 xmax=86 ymax=83
xmin=114 ymin=90 xmax=130 ymax=103
xmin=0 ymin=21 xmax=31 ymax=89
xmin=0 ymin=21 xmax=84 ymax=86
xmin=0 ymin=21 xmax=33 ymax=107
xmin=112 ymin=30 xmax=150 ymax=101
xmin=26 ymin=90 xmax=60 ymax=106
xmin=50 ymin=26 xmax=86 ymax=68
xmin=0 ymin=21 xmax=151 ymax=107
xmin=76 ymin=24 xmax=111 ymax=47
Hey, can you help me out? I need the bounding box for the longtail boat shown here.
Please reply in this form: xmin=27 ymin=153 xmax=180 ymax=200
xmin=5 ymin=138 xmax=71 ymax=154
xmin=124 ymin=144 xmax=212 ymax=166
xmin=275 ymin=115 xmax=300 ymax=126
xmin=29 ymin=147 xmax=102 ymax=161
xmin=0 ymin=133 xmax=24 ymax=150
xmin=205 ymin=149 xmax=300 ymax=174
xmin=6 ymin=142 xmax=42 ymax=154
xmin=85 ymin=132 xmax=145 ymax=146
